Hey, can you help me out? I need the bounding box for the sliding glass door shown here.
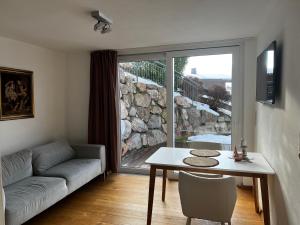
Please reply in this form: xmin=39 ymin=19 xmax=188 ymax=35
xmin=118 ymin=56 xmax=168 ymax=172
xmin=166 ymin=47 xmax=243 ymax=152
xmin=118 ymin=46 xmax=243 ymax=174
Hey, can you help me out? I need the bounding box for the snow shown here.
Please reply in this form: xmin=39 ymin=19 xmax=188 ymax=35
xmin=173 ymin=92 xmax=219 ymax=116
xmin=192 ymin=101 xmax=219 ymax=116
xmin=188 ymin=134 xmax=231 ymax=145
xmin=224 ymin=101 xmax=232 ymax=106
xmin=173 ymin=91 xmax=181 ymax=97
xmin=218 ymin=108 xmax=231 ymax=117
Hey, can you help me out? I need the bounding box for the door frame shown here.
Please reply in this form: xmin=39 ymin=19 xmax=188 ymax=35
xmin=117 ymin=40 xmax=245 ymax=174
xmin=118 ymin=54 xmax=165 ymax=175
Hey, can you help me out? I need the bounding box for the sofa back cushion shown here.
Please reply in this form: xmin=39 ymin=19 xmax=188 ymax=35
xmin=31 ymin=140 xmax=75 ymax=175
xmin=2 ymin=149 xmax=33 ymax=187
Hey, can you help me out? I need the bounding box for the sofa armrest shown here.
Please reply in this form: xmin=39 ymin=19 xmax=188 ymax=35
xmin=72 ymin=144 xmax=106 ymax=173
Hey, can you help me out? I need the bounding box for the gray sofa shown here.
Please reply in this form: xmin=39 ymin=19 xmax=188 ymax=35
xmin=1 ymin=140 xmax=106 ymax=225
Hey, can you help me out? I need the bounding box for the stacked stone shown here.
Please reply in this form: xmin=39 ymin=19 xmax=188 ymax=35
xmin=120 ymin=69 xmax=167 ymax=156
xmin=174 ymin=96 xmax=230 ymax=136
xmin=119 ymin=68 xmax=231 ymax=156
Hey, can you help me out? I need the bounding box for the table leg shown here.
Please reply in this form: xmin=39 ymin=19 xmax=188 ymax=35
xmin=252 ymin=177 xmax=261 ymax=214
xmin=260 ymin=175 xmax=270 ymax=225
xmin=162 ymin=169 xmax=167 ymax=202
xmin=147 ymin=166 xmax=156 ymax=225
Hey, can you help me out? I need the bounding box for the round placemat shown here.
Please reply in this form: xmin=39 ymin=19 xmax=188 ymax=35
xmin=190 ymin=149 xmax=221 ymax=157
xmin=183 ymin=156 xmax=219 ymax=167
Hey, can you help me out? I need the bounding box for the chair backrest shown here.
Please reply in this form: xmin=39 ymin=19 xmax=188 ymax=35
xmin=178 ymin=171 xmax=237 ymax=223
xmin=187 ymin=141 xmax=222 ymax=150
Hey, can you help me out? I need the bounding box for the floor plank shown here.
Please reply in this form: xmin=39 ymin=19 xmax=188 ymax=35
xmin=24 ymin=174 xmax=263 ymax=225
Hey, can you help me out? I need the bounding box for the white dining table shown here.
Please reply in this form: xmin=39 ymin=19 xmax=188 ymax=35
xmin=145 ymin=147 xmax=275 ymax=225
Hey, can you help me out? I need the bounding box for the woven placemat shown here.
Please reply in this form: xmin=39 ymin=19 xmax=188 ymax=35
xmin=190 ymin=149 xmax=221 ymax=157
xmin=183 ymin=157 xmax=219 ymax=167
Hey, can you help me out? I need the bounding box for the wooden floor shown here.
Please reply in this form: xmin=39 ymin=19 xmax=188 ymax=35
xmin=24 ymin=174 xmax=263 ymax=225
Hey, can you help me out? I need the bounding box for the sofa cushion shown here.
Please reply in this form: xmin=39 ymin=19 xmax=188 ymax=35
xmin=2 ymin=149 xmax=32 ymax=187
xmin=31 ymin=140 xmax=75 ymax=175
xmin=41 ymin=159 xmax=102 ymax=193
xmin=4 ymin=176 xmax=68 ymax=225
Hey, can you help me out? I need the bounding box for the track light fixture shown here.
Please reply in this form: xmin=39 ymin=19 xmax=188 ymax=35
xmin=91 ymin=10 xmax=113 ymax=34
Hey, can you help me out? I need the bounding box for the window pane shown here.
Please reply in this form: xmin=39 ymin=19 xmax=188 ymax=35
xmin=174 ymin=54 xmax=232 ymax=150
xmin=119 ymin=60 xmax=167 ymax=170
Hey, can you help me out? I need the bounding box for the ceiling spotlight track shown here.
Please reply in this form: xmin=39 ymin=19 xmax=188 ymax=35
xmin=91 ymin=10 xmax=112 ymax=34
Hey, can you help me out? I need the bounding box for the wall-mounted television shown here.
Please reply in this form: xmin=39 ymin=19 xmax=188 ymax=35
xmin=256 ymin=41 xmax=278 ymax=104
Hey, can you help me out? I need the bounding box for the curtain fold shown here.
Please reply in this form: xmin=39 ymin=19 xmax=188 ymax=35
xmin=88 ymin=50 xmax=120 ymax=173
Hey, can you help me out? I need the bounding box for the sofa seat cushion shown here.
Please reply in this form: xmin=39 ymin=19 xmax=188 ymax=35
xmin=41 ymin=159 xmax=102 ymax=193
xmin=4 ymin=176 xmax=68 ymax=225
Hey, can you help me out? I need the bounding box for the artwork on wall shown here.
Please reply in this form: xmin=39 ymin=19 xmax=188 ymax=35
xmin=0 ymin=67 xmax=34 ymax=121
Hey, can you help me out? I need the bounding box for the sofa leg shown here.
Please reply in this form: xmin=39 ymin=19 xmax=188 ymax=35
xmin=186 ymin=217 xmax=191 ymax=225
xmin=99 ymin=173 xmax=106 ymax=182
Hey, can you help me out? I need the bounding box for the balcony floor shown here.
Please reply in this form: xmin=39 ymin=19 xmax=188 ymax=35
xmin=121 ymin=143 xmax=166 ymax=170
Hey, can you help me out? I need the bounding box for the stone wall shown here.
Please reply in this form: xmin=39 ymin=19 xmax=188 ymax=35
xmin=120 ymin=69 xmax=231 ymax=156
xmin=174 ymin=96 xmax=231 ymax=136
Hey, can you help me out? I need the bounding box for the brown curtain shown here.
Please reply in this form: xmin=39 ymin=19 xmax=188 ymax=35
xmin=88 ymin=50 xmax=120 ymax=173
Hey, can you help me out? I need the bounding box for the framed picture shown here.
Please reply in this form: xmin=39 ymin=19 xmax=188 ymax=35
xmin=0 ymin=67 xmax=34 ymax=120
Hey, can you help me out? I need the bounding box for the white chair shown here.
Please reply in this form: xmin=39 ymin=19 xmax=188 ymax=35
xmin=188 ymin=141 xmax=222 ymax=150
xmin=187 ymin=141 xmax=232 ymax=151
xmin=178 ymin=171 xmax=237 ymax=225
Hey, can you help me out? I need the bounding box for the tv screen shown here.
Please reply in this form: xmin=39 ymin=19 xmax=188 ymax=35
xmin=256 ymin=41 xmax=277 ymax=104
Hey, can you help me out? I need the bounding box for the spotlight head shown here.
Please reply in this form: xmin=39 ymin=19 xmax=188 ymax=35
xmin=91 ymin=10 xmax=112 ymax=34
xmin=101 ymin=23 xmax=112 ymax=34
xmin=94 ymin=21 xmax=104 ymax=31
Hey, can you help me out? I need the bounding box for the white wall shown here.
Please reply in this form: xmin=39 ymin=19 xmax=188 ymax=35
xmin=0 ymin=36 xmax=68 ymax=154
xmin=255 ymin=0 xmax=300 ymax=224
xmin=66 ymin=52 xmax=90 ymax=144
xmin=0 ymin=36 xmax=68 ymax=224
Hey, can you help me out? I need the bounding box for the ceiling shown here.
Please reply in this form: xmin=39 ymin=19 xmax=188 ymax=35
xmin=0 ymin=0 xmax=274 ymax=52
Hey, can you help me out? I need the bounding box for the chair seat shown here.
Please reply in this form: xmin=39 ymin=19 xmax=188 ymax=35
xmin=4 ymin=176 xmax=68 ymax=225
xmin=41 ymin=159 xmax=102 ymax=193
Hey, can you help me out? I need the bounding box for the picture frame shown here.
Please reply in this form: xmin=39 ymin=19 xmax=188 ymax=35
xmin=0 ymin=67 xmax=34 ymax=121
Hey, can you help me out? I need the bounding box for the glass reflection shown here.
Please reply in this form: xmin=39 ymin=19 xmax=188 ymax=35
xmin=266 ymin=50 xmax=274 ymax=74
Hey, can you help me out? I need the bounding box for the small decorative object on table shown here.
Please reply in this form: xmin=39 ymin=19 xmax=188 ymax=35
xmin=233 ymin=145 xmax=243 ymax=161
xmin=232 ymin=139 xmax=252 ymax=162
xmin=240 ymin=138 xmax=248 ymax=160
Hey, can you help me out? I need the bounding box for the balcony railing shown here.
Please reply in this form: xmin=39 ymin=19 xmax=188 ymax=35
xmin=120 ymin=61 xmax=201 ymax=102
